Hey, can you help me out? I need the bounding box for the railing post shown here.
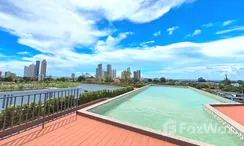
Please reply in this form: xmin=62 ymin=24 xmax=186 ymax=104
xmin=2 ymin=95 xmax=9 ymax=131
xmin=42 ymin=93 xmax=47 ymax=129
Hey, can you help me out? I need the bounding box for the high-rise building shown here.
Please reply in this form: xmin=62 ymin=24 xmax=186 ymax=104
xmin=97 ymin=64 xmax=102 ymax=78
xmin=127 ymin=67 xmax=131 ymax=77
xmin=0 ymin=71 xmax=2 ymax=78
xmin=103 ymin=71 xmax=107 ymax=77
xmin=133 ymin=71 xmax=136 ymax=80
xmin=133 ymin=70 xmax=141 ymax=81
xmin=127 ymin=67 xmax=130 ymax=73
xmin=112 ymin=70 xmax=117 ymax=78
xmin=107 ymin=64 xmax=112 ymax=78
xmin=29 ymin=63 xmax=35 ymax=77
xmin=24 ymin=66 xmax=28 ymax=77
xmin=4 ymin=71 xmax=16 ymax=79
xmin=34 ymin=61 xmax=40 ymax=77
xmin=95 ymin=68 xmax=98 ymax=78
xmin=5 ymin=71 xmax=11 ymax=77
xmin=71 ymin=73 xmax=75 ymax=80
xmin=41 ymin=59 xmax=47 ymax=77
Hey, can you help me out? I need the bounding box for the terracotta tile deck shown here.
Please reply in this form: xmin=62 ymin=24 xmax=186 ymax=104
xmin=0 ymin=114 xmax=176 ymax=146
xmin=214 ymin=105 xmax=244 ymax=126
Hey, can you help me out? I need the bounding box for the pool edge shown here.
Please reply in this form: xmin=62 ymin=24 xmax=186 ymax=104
xmin=78 ymin=85 xmax=213 ymax=146
xmin=203 ymin=103 xmax=244 ymax=141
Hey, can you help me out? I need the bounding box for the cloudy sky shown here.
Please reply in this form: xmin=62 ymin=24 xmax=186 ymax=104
xmin=0 ymin=0 xmax=244 ymax=80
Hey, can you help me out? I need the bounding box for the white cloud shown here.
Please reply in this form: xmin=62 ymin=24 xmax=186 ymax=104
xmin=216 ymin=26 xmax=244 ymax=35
xmin=140 ymin=40 xmax=155 ymax=47
xmin=202 ymin=23 xmax=213 ymax=27
xmin=17 ymin=51 xmax=29 ymax=55
xmin=192 ymin=29 xmax=201 ymax=36
xmin=167 ymin=26 xmax=179 ymax=35
xmin=223 ymin=20 xmax=234 ymax=26
xmin=95 ymin=32 xmax=133 ymax=52
xmin=1 ymin=35 xmax=244 ymax=77
xmin=151 ymin=64 xmax=244 ymax=77
xmin=72 ymin=0 xmax=191 ymax=23
xmin=186 ymin=29 xmax=201 ymax=37
xmin=153 ymin=31 xmax=161 ymax=36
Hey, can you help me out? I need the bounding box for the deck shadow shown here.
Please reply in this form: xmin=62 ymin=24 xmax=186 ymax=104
xmin=0 ymin=115 xmax=77 ymax=146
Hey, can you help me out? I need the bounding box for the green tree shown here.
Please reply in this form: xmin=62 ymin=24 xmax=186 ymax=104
xmin=105 ymin=77 xmax=113 ymax=82
xmin=153 ymin=78 xmax=159 ymax=84
xmin=77 ymin=75 xmax=86 ymax=82
xmin=160 ymin=77 xmax=166 ymax=83
xmin=148 ymin=78 xmax=153 ymax=82
xmin=121 ymin=71 xmax=131 ymax=85
xmin=59 ymin=77 xmax=67 ymax=82
xmin=198 ymin=77 xmax=206 ymax=82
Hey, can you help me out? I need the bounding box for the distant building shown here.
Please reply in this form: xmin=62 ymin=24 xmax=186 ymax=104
xmin=97 ymin=64 xmax=103 ymax=78
xmin=11 ymin=73 xmax=16 ymax=79
xmin=29 ymin=63 xmax=35 ymax=77
xmin=112 ymin=70 xmax=117 ymax=78
xmin=95 ymin=68 xmax=98 ymax=78
xmin=127 ymin=67 xmax=131 ymax=78
xmin=34 ymin=61 xmax=40 ymax=77
xmin=5 ymin=71 xmax=11 ymax=77
xmin=71 ymin=73 xmax=75 ymax=80
xmin=0 ymin=71 xmax=2 ymax=78
xmin=103 ymin=71 xmax=107 ymax=77
xmin=107 ymin=64 xmax=112 ymax=78
xmin=218 ymin=92 xmax=244 ymax=102
xmin=4 ymin=71 xmax=16 ymax=79
xmin=38 ymin=74 xmax=45 ymax=81
xmin=127 ymin=67 xmax=131 ymax=73
xmin=24 ymin=60 xmax=42 ymax=78
xmin=24 ymin=66 xmax=28 ymax=77
xmin=133 ymin=70 xmax=141 ymax=80
xmin=41 ymin=59 xmax=47 ymax=77
xmin=231 ymin=83 xmax=240 ymax=87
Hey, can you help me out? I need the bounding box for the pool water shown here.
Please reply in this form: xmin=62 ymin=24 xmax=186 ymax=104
xmin=90 ymin=86 xmax=243 ymax=146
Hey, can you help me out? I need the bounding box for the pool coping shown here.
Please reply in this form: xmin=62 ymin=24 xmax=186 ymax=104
xmin=78 ymin=85 xmax=213 ymax=146
xmin=203 ymin=103 xmax=244 ymax=141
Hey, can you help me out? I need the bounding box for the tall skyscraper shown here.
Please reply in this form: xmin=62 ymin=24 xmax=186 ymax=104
xmin=41 ymin=59 xmax=47 ymax=77
xmin=97 ymin=64 xmax=102 ymax=78
xmin=112 ymin=70 xmax=117 ymax=78
xmin=29 ymin=63 xmax=36 ymax=77
xmin=34 ymin=61 xmax=40 ymax=77
xmin=71 ymin=73 xmax=75 ymax=80
xmin=107 ymin=64 xmax=112 ymax=78
xmin=0 ymin=71 xmax=2 ymax=78
xmin=5 ymin=71 xmax=11 ymax=77
xmin=133 ymin=70 xmax=141 ymax=80
xmin=24 ymin=66 xmax=28 ymax=77
xmin=127 ymin=67 xmax=131 ymax=73
xmin=127 ymin=67 xmax=131 ymax=78
xmin=96 ymin=68 xmax=98 ymax=78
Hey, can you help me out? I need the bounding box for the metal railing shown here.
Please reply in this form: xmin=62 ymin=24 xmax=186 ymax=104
xmin=0 ymin=88 xmax=80 ymax=139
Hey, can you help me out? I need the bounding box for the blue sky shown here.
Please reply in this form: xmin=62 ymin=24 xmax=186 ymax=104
xmin=0 ymin=0 xmax=244 ymax=80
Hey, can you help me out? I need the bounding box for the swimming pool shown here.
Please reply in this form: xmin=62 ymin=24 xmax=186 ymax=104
xmin=87 ymin=86 xmax=243 ymax=146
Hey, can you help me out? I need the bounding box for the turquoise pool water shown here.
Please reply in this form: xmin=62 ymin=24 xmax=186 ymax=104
xmin=90 ymin=86 xmax=243 ymax=146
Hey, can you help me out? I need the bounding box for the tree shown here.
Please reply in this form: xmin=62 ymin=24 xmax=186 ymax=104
xmin=121 ymin=71 xmax=131 ymax=85
xmin=105 ymin=77 xmax=113 ymax=82
xmin=198 ymin=77 xmax=206 ymax=82
xmin=77 ymin=75 xmax=86 ymax=82
xmin=23 ymin=77 xmax=32 ymax=83
xmin=153 ymin=78 xmax=159 ymax=84
xmin=160 ymin=77 xmax=166 ymax=83
xmin=59 ymin=77 xmax=67 ymax=82
xmin=3 ymin=77 xmax=13 ymax=82
xmin=222 ymin=79 xmax=231 ymax=85
xmin=148 ymin=78 xmax=153 ymax=82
